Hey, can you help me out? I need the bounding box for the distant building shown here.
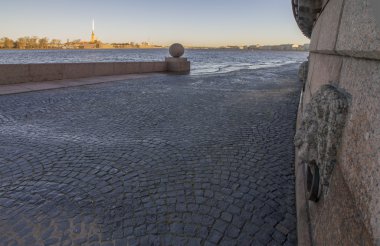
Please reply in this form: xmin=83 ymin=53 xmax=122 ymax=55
xmin=241 ymin=43 xmax=309 ymax=51
xmin=62 ymin=20 xmax=162 ymax=50
xmin=80 ymin=43 xmax=98 ymax=49
xmin=78 ymin=19 xmax=100 ymax=49
xmin=90 ymin=19 xmax=97 ymax=44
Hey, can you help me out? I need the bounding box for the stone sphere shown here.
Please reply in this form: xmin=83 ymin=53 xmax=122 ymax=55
xmin=169 ymin=43 xmax=185 ymax=58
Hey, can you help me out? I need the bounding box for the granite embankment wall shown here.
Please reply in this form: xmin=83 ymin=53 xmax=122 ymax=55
xmin=295 ymin=0 xmax=380 ymax=245
xmin=0 ymin=59 xmax=190 ymax=85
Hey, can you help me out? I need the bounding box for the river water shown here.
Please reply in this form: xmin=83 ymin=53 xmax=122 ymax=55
xmin=0 ymin=49 xmax=308 ymax=75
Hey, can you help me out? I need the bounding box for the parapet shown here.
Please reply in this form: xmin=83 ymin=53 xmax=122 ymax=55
xmin=0 ymin=44 xmax=191 ymax=85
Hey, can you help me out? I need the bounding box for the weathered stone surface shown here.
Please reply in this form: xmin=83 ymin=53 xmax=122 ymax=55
xmin=94 ymin=63 xmax=114 ymax=76
xmin=153 ymin=62 xmax=168 ymax=72
xmin=169 ymin=43 xmax=185 ymax=58
xmin=125 ymin=62 xmax=142 ymax=74
xmin=63 ymin=63 xmax=95 ymax=79
xmin=30 ymin=64 xmax=64 ymax=82
xmin=295 ymin=84 xmax=349 ymax=197
xmin=315 ymin=0 xmax=344 ymax=53
xmin=322 ymin=0 xmax=329 ymax=8
xmin=0 ymin=64 xmax=29 ymax=84
xmin=298 ymin=61 xmax=309 ymax=85
xmin=165 ymin=57 xmax=190 ymax=73
xmin=295 ymin=0 xmax=380 ymax=244
xmin=336 ymin=0 xmax=380 ymax=60
xmin=308 ymin=164 xmax=373 ymax=245
xmin=0 ymin=62 xmax=169 ymax=85
xmin=294 ymin=80 xmax=374 ymax=246
xmin=114 ymin=62 xmax=138 ymax=74
xmin=294 ymin=160 xmax=312 ymax=246
xmin=309 ymin=13 xmax=321 ymax=51
xmin=370 ymin=0 xmax=380 ymax=29
xmin=138 ymin=62 xmax=155 ymax=73
xmin=302 ymin=53 xmax=343 ymax=111
xmin=296 ymin=56 xmax=380 ymax=245
xmin=338 ymin=57 xmax=380 ymax=241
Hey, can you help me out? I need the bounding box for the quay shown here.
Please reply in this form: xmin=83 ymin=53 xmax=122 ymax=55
xmin=0 ymin=61 xmax=300 ymax=245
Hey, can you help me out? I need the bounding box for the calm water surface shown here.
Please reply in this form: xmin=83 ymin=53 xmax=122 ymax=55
xmin=0 ymin=49 xmax=308 ymax=75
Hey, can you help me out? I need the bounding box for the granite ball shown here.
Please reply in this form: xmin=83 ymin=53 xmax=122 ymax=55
xmin=169 ymin=43 xmax=185 ymax=58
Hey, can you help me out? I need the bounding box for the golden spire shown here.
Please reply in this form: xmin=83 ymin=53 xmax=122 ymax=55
xmin=90 ymin=19 xmax=96 ymax=43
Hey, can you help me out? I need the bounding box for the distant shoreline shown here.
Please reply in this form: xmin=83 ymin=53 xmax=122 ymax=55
xmin=0 ymin=48 xmax=308 ymax=52
xmin=0 ymin=47 xmax=166 ymax=51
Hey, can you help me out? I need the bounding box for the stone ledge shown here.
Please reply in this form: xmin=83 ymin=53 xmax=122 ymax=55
xmin=165 ymin=57 xmax=190 ymax=74
xmin=0 ymin=59 xmax=191 ymax=85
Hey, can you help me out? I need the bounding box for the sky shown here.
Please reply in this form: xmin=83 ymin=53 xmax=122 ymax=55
xmin=0 ymin=0 xmax=309 ymax=47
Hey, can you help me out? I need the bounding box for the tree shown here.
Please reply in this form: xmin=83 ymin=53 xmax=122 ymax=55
xmin=38 ymin=37 xmax=49 ymax=49
xmin=0 ymin=38 xmax=5 ymax=48
xmin=16 ymin=37 xmax=27 ymax=49
xmin=50 ymin=39 xmax=61 ymax=48
xmin=28 ymin=36 xmax=38 ymax=49
xmin=3 ymin=37 xmax=14 ymax=49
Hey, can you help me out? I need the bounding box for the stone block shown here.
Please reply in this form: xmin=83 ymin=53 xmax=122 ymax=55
xmin=165 ymin=58 xmax=190 ymax=74
xmin=298 ymin=61 xmax=309 ymax=83
xmin=308 ymin=165 xmax=372 ymax=245
xmin=125 ymin=62 xmax=141 ymax=74
xmin=113 ymin=63 xmax=129 ymax=75
xmin=102 ymin=62 xmax=166 ymax=75
xmin=94 ymin=63 xmax=114 ymax=76
xmin=0 ymin=60 xmax=183 ymax=85
xmin=165 ymin=57 xmax=188 ymax=63
xmin=29 ymin=64 xmax=64 ymax=82
xmin=336 ymin=0 xmax=380 ymax=59
xmin=63 ymin=63 xmax=95 ymax=79
xmin=371 ymin=0 xmax=380 ymax=29
xmin=294 ymin=160 xmax=312 ymax=246
xmin=338 ymin=57 xmax=380 ymax=241
xmin=153 ymin=62 xmax=168 ymax=72
xmin=316 ymin=0 xmax=344 ymax=53
xmin=309 ymin=11 xmax=321 ymax=52
xmin=306 ymin=53 xmax=343 ymax=97
xmin=302 ymin=53 xmax=342 ymax=111
xmin=301 ymin=53 xmax=317 ymax=109
xmin=0 ymin=64 xmax=29 ymax=84
xmin=322 ymin=0 xmax=329 ymax=8
xmin=140 ymin=62 xmax=155 ymax=73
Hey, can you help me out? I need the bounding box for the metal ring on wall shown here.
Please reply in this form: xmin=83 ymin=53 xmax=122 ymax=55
xmin=306 ymin=161 xmax=320 ymax=202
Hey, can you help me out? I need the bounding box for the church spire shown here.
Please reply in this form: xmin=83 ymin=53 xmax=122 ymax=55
xmin=91 ymin=19 xmax=96 ymax=43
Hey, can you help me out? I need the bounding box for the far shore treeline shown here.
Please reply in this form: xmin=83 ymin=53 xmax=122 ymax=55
xmin=0 ymin=36 xmax=61 ymax=49
xmin=1 ymin=36 xmax=310 ymax=51
xmin=0 ymin=36 xmax=162 ymax=50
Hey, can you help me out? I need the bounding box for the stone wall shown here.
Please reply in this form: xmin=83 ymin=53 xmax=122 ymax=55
xmin=294 ymin=0 xmax=380 ymax=245
xmin=0 ymin=60 xmax=191 ymax=85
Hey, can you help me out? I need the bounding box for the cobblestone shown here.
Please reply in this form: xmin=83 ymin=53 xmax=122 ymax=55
xmin=0 ymin=64 xmax=300 ymax=245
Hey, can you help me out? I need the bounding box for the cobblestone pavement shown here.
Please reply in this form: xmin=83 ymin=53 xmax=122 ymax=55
xmin=0 ymin=64 xmax=301 ymax=246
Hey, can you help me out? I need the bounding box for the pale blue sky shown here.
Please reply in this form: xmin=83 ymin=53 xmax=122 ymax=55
xmin=0 ymin=0 xmax=309 ymax=46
